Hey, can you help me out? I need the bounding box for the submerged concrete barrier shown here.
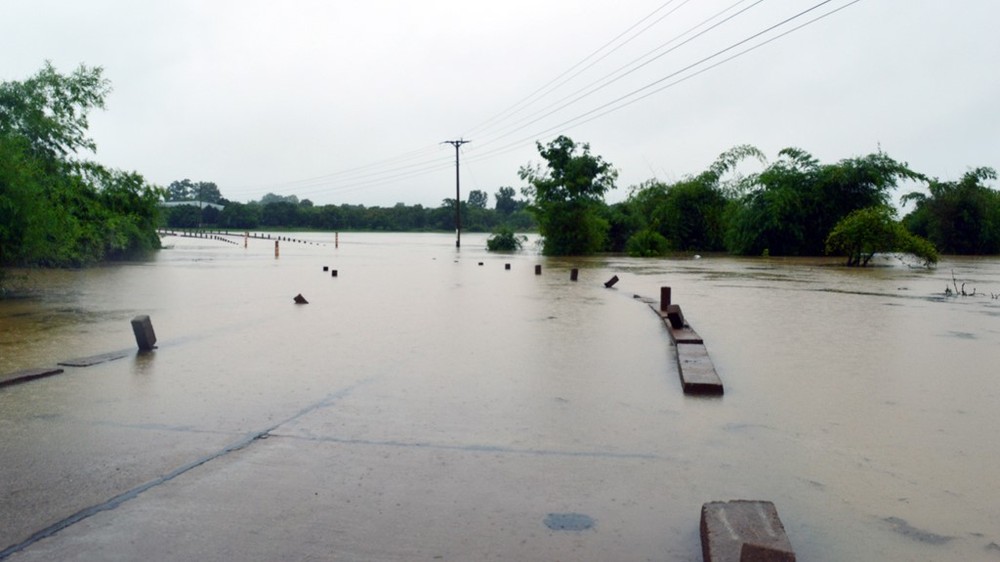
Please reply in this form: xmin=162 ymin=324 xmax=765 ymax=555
xmin=0 ymin=367 xmax=65 ymax=388
xmin=700 ymin=500 xmax=795 ymax=561
xmin=130 ymin=315 xmax=157 ymax=351
xmin=645 ymin=287 xmax=723 ymax=395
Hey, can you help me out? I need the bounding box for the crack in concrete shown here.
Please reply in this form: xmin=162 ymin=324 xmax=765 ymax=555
xmin=272 ymin=432 xmax=665 ymax=461
xmin=0 ymin=378 xmax=371 ymax=560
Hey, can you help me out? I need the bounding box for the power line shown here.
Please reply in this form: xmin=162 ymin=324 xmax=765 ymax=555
xmin=471 ymin=0 xmax=766 ymax=149
xmin=461 ymin=0 xmax=686 ymax=139
xmin=231 ymin=0 xmax=865 ymax=204
xmin=460 ymin=0 xmax=863 ymax=166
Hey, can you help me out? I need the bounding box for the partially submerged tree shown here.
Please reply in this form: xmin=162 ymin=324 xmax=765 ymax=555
xmin=519 ymin=135 xmax=617 ymax=255
xmin=902 ymin=167 xmax=1000 ymax=254
xmin=825 ymin=205 xmax=938 ymax=267
xmin=726 ymin=148 xmax=922 ymax=256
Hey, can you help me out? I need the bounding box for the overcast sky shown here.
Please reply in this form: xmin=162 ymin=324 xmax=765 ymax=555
xmin=4 ymin=0 xmax=998 ymax=208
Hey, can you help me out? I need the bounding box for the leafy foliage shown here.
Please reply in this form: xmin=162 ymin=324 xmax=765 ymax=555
xmin=1 ymin=63 xmax=162 ymax=277
xmin=825 ymin=205 xmax=937 ymax=267
xmin=725 ymin=148 xmax=922 ymax=256
xmin=486 ymin=226 xmax=526 ymax=252
xmin=625 ymin=229 xmax=671 ymax=257
xmin=902 ymin=167 xmax=1000 ymax=254
xmin=519 ymin=136 xmax=617 ymax=255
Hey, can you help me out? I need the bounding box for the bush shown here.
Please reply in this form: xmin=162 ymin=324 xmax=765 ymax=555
xmin=486 ymin=226 xmax=526 ymax=252
xmin=625 ymin=229 xmax=671 ymax=257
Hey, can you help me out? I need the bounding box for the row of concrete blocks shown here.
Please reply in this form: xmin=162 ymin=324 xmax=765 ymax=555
xmin=651 ymin=287 xmax=724 ymax=395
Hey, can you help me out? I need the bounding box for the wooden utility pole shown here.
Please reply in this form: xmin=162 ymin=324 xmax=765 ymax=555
xmin=442 ymin=139 xmax=470 ymax=248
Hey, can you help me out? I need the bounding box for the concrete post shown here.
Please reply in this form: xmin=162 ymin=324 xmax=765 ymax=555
xmin=130 ymin=315 xmax=157 ymax=351
xmin=660 ymin=286 xmax=672 ymax=311
xmin=570 ymin=268 xmax=579 ymax=281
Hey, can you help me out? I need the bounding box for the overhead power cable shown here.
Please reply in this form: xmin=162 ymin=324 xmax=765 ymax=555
xmin=461 ymin=0 xmax=686 ymax=139
xmin=471 ymin=0 xmax=766 ymax=148
xmin=461 ymin=0 xmax=864 ymax=166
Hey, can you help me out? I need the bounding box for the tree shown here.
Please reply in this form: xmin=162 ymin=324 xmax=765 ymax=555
xmin=726 ymin=148 xmax=921 ymax=256
xmin=260 ymin=192 xmax=298 ymax=205
xmin=494 ymin=186 xmax=517 ymax=215
xmin=467 ymin=189 xmax=488 ymax=209
xmin=166 ymin=179 xmax=193 ymax=201
xmin=825 ymin=205 xmax=937 ymax=267
xmin=193 ymin=181 xmax=222 ymax=204
xmin=902 ymin=167 xmax=1000 ymax=254
xmin=519 ymin=135 xmax=616 ymax=255
xmin=1 ymin=62 xmax=162 ymax=277
xmin=0 ymin=61 xmax=110 ymax=161
xmin=486 ymin=225 xmax=526 ymax=251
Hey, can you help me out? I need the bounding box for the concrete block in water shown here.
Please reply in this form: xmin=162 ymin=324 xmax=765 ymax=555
xmin=665 ymin=304 xmax=685 ymax=329
xmin=660 ymin=286 xmax=672 ymax=310
xmin=676 ymin=343 xmax=723 ymax=395
xmin=131 ymin=315 xmax=157 ymax=351
xmin=700 ymin=500 xmax=794 ymax=562
xmin=604 ymin=275 xmax=619 ymax=288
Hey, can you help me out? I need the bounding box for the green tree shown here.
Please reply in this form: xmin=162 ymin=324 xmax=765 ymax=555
xmin=519 ymin=135 xmax=616 ymax=255
xmin=494 ymin=186 xmax=517 ymax=215
xmin=467 ymin=189 xmax=488 ymax=209
xmin=826 ymin=205 xmax=937 ymax=267
xmin=1 ymin=62 xmax=162 ymax=277
xmin=902 ymin=167 xmax=1000 ymax=254
xmin=486 ymin=225 xmax=526 ymax=251
xmin=166 ymin=179 xmax=193 ymax=201
xmin=726 ymin=148 xmax=920 ymax=256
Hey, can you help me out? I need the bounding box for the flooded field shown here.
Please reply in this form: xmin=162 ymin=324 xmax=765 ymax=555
xmin=1 ymin=232 xmax=999 ymax=560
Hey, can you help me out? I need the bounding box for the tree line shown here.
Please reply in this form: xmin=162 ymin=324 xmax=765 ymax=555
xmin=163 ymin=187 xmax=536 ymax=233
xmin=1 ymin=63 xmax=162 ymax=284
xmin=5 ymin=62 xmax=999 ymax=288
xmin=518 ymin=136 xmax=997 ymax=264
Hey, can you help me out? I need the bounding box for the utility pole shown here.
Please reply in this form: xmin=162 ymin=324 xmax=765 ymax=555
xmin=442 ymin=139 xmax=470 ymax=248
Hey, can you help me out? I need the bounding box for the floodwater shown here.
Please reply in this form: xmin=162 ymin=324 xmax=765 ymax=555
xmin=1 ymin=232 xmax=999 ymax=561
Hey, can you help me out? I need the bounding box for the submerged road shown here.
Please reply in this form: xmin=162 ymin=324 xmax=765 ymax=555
xmin=1 ymin=245 xmax=710 ymax=561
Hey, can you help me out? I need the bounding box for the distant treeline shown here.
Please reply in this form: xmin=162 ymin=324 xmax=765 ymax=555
xmin=162 ymin=189 xmax=537 ymax=233
xmin=164 ymin=140 xmax=1000 ymax=262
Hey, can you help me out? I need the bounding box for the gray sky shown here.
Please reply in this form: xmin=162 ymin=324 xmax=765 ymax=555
xmin=4 ymin=0 xmax=998 ymax=208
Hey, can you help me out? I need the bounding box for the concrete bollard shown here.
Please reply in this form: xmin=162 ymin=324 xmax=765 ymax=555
xmin=323 ymin=266 xmax=329 ymax=271
xmin=293 ymin=294 xmax=308 ymax=304
xmin=665 ymin=304 xmax=685 ymax=329
xmin=604 ymin=275 xmax=619 ymax=288
xmin=275 ymin=240 xmax=280 ymax=258
xmin=535 ymin=265 xmax=542 ymax=275
xmin=331 ymin=270 xmax=338 ymax=277
xmin=660 ymin=286 xmax=672 ymax=311
xmin=335 ymin=232 xmax=339 ymax=249
xmin=571 ymin=268 xmax=579 ymax=281
xmin=701 ymin=501 xmax=795 ymax=562
xmin=130 ymin=315 xmax=157 ymax=351
xmin=478 ymin=262 xmax=484 ymax=266
xmin=505 ymin=264 xmax=511 ymax=270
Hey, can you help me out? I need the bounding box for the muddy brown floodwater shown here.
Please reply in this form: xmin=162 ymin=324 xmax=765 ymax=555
xmin=1 ymin=232 xmax=999 ymax=561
